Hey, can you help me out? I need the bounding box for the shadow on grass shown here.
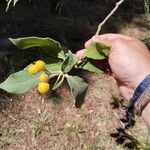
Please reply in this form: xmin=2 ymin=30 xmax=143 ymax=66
xmin=50 ymin=90 xmax=64 ymax=105
xmin=110 ymin=128 xmax=139 ymax=149
xmin=110 ymin=96 xmax=140 ymax=149
xmin=110 ymin=96 xmax=125 ymax=110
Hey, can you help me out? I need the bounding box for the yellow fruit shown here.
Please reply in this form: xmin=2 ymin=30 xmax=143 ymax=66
xmin=38 ymin=82 xmax=50 ymax=94
xmin=35 ymin=60 xmax=45 ymax=71
xmin=39 ymin=73 xmax=49 ymax=83
xmin=28 ymin=65 xmax=38 ymax=75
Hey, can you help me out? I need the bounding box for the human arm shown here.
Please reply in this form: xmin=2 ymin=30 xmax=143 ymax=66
xmin=76 ymin=34 xmax=150 ymax=128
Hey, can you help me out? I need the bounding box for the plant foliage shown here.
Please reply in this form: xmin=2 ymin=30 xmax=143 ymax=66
xmin=0 ymin=36 xmax=110 ymax=107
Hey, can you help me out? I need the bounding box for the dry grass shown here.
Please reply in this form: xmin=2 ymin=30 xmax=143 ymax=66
xmin=120 ymin=15 xmax=150 ymax=40
xmin=0 ymin=73 xmax=149 ymax=150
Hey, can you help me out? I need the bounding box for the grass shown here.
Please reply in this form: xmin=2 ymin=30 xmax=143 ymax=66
xmin=31 ymin=110 xmax=51 ymax=138
xmin=0 ymin=74 xmax=149 ymax=149
xmin=0 ymin=129 xmax=18 ymax=148
xmin=130 ymin=126 xmax=150 ymax=150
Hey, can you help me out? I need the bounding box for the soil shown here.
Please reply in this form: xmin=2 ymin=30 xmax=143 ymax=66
xmin=0 ymin=73 xmax=149 ymax=150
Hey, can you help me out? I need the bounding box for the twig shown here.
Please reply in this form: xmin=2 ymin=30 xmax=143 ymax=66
xmin=114 ymin=111 xmax=125 ymax=128
xmin=95 ymin=0 xmax=125 ymax=35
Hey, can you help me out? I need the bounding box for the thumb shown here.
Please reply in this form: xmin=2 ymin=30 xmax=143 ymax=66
xmin=84 ymin=35 xmax=112 ymax=49
xmin=76 ymin=49 xmax=86 ymax=60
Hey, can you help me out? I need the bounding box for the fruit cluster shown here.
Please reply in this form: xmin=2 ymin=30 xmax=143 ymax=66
xmin=28 ymin=60 xmax=50 ymax=94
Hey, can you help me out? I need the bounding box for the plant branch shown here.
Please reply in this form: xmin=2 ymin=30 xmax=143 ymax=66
xmin=95 ymin=0 xmax=125 ymax=35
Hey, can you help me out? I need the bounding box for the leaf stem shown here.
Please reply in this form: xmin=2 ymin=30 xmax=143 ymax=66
xmin=49 ymin=73 xmax=59 ymax=79
xmin=75 ymin=58 xmax=87 ymax=69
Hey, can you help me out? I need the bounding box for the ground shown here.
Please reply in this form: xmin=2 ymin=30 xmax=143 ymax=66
xmin=0 ymin=73 xmax=149 ymax=150
xmin=120 ymin=15 xmax=150 ymax=39
xmin=0 ymin=15 xmax=150 ymax=150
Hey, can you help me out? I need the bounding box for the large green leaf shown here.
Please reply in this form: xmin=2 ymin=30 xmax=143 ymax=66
xmin=0 ymin=69 xmax=40 ymax=94
xmin=85 ymin=42 xmax=110 ymax=60
xmin=82 ymin=59 xmax=103 ymax=74
xmin=61 ymin=50 xmax=77 ymax=73
xmin=66 ymin=75 xmax=88 ymax=108
xmin=52 ymin=74 xmax=65 ymax=90
xmin=9 ymin=37 xmax=65 ymax=58
xmin=45 ymin=58 xmax=62 ymax=73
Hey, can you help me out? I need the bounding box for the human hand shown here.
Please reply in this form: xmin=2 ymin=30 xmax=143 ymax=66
xmin=76 ymin=34 xmax=150 ymax=100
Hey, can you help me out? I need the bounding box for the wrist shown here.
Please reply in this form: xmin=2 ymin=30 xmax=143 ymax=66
xmin=134 ymin=71 xmax=150 ymax=91
xmin=142 ymin=102 xmax=150 ymax=128
xmin=124 ymin=74 xmax=150 ymax=128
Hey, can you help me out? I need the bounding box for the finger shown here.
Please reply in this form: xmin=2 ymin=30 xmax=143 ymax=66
xmin=85 ymin=39 xmax=93 ymax=48
xmin=76 ymin=49 xmax=86 ymax=60
xmin=91 ymin=37 xmax=111 ymax=47
xmin=85 ymin=36 xmax=111 ymax=48
xmin=93 ymin=34 xmax=133 ymax=41
xmin=85 ymin=34 xmax=134 ymax=48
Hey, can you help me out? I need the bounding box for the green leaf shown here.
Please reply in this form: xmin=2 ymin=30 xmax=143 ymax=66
xmin=85 ymin=42 xmax=110 ymax=60
xmin=82 ymin=59 xmax=103 ymax=74
xmin=61 ymin=50 xmax=77 ymax=73
xmin=9 ymin=36 xmax=65 ymax=58
xmin=66 ymin=75 xmax=88 ymax=108
xmin=0 ymin=69 xmax=40 ymax=94
xmin=52 ymin=74 xmax=64 ymax=90
xmin=58 ymin=50 xmax=66 ymax=60
xmin=45 ymin=58 xmax=62 ymax=73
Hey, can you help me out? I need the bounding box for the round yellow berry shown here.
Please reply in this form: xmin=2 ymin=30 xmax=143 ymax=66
xmin=39 ymin=73 xmax=49 ymax=83
xmin=38 ymin=82 xmax=50 ymax=94
xmin=35 ymin=60 xmax=45 ymax=71
xmin=28 ymin=65 xmax=38 ymax=75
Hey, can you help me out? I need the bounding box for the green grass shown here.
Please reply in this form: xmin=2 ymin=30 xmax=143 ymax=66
xmin=0 ymin=129 xmax=18 ymax=148
xmin=31 ymin=111 xmax=51 ymax=138
xmin=130 ymin=126 xmax=150 ymax=150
